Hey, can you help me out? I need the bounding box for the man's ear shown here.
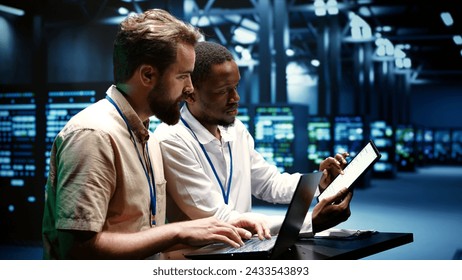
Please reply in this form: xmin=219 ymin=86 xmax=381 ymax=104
xmin=139 ymin=65 xmax=158 ymax=87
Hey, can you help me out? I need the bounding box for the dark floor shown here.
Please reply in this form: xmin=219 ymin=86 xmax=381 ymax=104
xmin=0 ymin=244 xmax=43 ymax=260
xmin=1 ymin=165 xmax=461 ymax=260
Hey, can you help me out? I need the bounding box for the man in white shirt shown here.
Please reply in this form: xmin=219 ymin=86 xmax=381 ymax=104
xmin=154 ymin=41 xmax=352 ymax=238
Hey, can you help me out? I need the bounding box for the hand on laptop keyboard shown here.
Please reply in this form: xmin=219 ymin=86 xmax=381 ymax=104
xmin=224 ymin=236 xmax=277 ymax=253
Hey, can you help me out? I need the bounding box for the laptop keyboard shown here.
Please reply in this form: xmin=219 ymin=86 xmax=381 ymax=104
xmin=224 ymin=236 xmax=277 ymax=253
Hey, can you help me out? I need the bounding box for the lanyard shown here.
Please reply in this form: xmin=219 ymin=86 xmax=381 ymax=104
xmin=106 ymin=95 xmax=157 ymax=225
xmin=180 ymin=117 xmax=233 ymax=204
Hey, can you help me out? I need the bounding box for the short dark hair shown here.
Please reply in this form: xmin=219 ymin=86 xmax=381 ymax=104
xmin=113 ymin=9 xmax=202 ymax=83
xmin=191 ymin=41 xmax=235 ymax=88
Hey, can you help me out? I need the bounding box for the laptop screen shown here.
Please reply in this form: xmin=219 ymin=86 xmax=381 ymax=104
xmin=270 ymin=172 xmax=322 ymax=258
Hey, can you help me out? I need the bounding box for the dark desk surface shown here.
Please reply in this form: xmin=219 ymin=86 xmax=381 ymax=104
xmin=159 ymin=232 xmax=414 ymax=260
xmin=281 ymin=232 xmax=414 ymax=260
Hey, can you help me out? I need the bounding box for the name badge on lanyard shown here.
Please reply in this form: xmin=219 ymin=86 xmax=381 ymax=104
xmin=180 ymin=117 xmax=233 ymax=204
xmin=106 ymin=95 xmax=157 ymax=225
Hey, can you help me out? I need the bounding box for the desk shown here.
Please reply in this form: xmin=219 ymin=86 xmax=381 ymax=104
xmin=159 ymin=232 xmax=413 ymax=260
xmin=282 ymin=232 xmax=414 ymax=260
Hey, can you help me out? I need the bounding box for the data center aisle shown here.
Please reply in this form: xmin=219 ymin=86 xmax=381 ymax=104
xmin=345 ymin=165 xmax=462 ymax=260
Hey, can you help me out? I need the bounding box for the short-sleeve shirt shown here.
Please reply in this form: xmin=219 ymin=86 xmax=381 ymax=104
xmin=42 ymin=85 xmax=166 ymax=259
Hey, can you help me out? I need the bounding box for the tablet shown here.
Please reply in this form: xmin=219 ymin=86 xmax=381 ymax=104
xmin=317 ymin=140 xmax=381 ymax=201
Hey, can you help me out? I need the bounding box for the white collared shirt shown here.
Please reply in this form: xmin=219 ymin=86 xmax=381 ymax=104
xmin=154 ymin=105 xmax=313 ymax=235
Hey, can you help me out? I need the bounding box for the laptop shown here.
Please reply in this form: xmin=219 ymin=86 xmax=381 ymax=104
xmin=184 ymin=172 xmax=323 ymax=260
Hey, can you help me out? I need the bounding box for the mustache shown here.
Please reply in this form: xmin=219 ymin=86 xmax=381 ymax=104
xmin=227 ymin=103 xmax=239 ymax=111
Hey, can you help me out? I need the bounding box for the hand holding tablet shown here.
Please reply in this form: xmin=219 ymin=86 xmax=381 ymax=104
xmin=317 ymin=140 xmax=381 ymax=201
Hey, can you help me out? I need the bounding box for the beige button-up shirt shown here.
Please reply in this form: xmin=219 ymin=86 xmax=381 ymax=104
xmin=42 ymin=86 xmax=166 ymax=259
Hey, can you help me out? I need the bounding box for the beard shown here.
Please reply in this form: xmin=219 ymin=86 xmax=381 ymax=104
xmin=199 ymin=103 xmax=237 ymax=128
xmin=147 ymin=82 xmax=183 ymax=126
xmin=217 ymin=117 xmax=235 ymax=128
xmin=217 ymin=104 xmax=238 ymax=127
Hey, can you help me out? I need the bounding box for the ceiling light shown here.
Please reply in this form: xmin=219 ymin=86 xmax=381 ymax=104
xmin=286 ymin=49 xmax=295 ymax=57
xmin=241 ymin=49 xmax=252 ymax=61
xmin=375 ymin=38 xmax=394 ymax=57
xmin=311 ymin=59 xmax=320 ymax=67
xmin=394 ymin=48 xmax=406 ymax=59
xmin=234 ymin=45 xmax=244 ymax=53
xmin=99 ymin=16 xmax=127 ymax=25
xmin=118 ymin=7 xmax=129 ymax=15
xmin=453 ymin=35 xmax=462 ymax=45
xmin=232 ymin=27 xmax=257 ymax=44
xmin=326 ymin=0 xmax=338 ymax=15
xmin=349 ymin=12 xmax=372 ymax=40
xmin=314 ymin=0 xmax=326 ymax=16
xmin=403 ymin=58 xmax=412 ymax=69
xmin=190 ymin=16 xmax=211 ymax=27
xmin=358 ymin=6 xmax=371 ymax=17
xmin=0 ymin=4 xmax=25 ymax=16
xmin=440 ymin=12 xmax=453 ymax=26
xmin=382 ymin=26 xmax=392 ymax=32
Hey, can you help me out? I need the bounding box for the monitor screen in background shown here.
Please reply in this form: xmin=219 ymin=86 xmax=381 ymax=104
xmin=0 ymin=92 xmax=37 ymax=188
xmin=254 ymin=105 xmax=308 ymax=173
xmin=370 ymin=121 xmax=393 ymax=148
xmin=0 ymin=91 xmax=42 ymax=241
xmin=254 ymin=106 xmax=295 ymax=172
xmin=433 ymin=129 xmax=451 ymax=163
xmin=395 ymin=125 xmax=416 ymax=171
xmin=45 ymin=90 xmax=96 ymax=177
xmin=236 ymin=105 xmax=250 ymax=131
xmin=451 ymin=129 xmax=462 ymax=163
xmin=307 ymin=116 xmax=332 ymax=171
xmin=333 ymin=115 xmax=364 ymax=158
xmin=370 ymin=120 xmax=394 ymax=174
xmin=422 ymin=128 xmax=434 ymax=163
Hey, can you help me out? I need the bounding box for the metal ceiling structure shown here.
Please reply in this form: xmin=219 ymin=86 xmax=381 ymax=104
xmin=2 ymin=0 xmax=461 ymax=84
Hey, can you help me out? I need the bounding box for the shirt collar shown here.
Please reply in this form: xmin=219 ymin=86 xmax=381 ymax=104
xmin=106 ymin=85 xmax=150 ymax=143
xmin=180 ymin=104 xmax=235 ymax=144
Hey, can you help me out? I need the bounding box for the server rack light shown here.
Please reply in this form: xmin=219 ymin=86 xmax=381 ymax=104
xmin=45 ymin=90 xmax=96 ymax=177
xmin=370 ymin=120 xmax=395 ymax=176
xmin=395 ymin=125 xmax=416 ymax=171
xmin=307 ymin=116 xmax=332 ymax=171
xmin=254 ymin=104 xmax=308 ymax=173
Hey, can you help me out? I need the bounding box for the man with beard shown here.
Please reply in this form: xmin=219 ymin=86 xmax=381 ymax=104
xmin=42 ymin=10 xmax=266 ymax=260
xmin=154 ymin=41 xmax=353 ymax=237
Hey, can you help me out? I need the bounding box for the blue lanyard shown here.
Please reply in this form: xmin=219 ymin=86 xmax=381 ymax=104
xmin=106 ymin=95 xmax=157 ymax=225
xmin=180 ymin=117 xmax=233 ymax=204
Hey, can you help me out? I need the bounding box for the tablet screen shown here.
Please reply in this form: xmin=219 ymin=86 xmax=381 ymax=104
xmin=317 ymin=140 xmax=381 ymax=201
